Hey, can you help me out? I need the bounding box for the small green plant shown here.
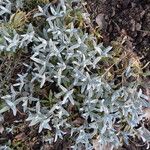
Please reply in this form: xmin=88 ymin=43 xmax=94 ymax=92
xmin=41 ymin=90 xmax=57 ymax=108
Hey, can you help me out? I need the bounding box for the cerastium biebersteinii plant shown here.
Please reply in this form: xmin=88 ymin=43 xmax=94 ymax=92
xmin=0 ymin=0 xmax=150 ymax=149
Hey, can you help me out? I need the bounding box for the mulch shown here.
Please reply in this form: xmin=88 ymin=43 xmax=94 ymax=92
xmin=86 ymin=0 xmax=150 ymax=68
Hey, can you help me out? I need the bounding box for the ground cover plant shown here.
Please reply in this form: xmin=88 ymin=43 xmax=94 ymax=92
xmin=0 ymin=0 xmax=150 ymax=149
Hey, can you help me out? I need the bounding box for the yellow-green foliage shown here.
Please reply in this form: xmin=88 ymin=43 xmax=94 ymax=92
xmin=9 ymin=10 xmax=28 ymax=31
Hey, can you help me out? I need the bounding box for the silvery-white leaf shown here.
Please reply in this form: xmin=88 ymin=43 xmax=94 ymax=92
xmin=5 ymin=100 xmax=17 ymax=116
xmin=102 ymin=46 xmax=112 ymax=55
xmin=0 ymin=5 xmax=11 ymax=15
xmin=1 ymin=95 xmax=11 ymax=100
xmin=36 ymin=101 xmax=41 ymax=113
xmin=62 ymin=89 xmax=74 ymax=105
xmin=22 ymin=98 xmax=28 ymax=112
xmin=0 ymin=106 xmax=9 ymax=114
xmin=39 ymin=118 xmax=51 ymax=133
xmin=40 ymin=73 xmax=46 ymax=88
xmin=38 ymin=5 xmax=43 ymax=13
xmin=93 ymin=56 xmax=101 ymax=68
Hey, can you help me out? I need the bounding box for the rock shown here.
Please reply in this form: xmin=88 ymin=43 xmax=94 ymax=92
xmin=136 ymin=23 xmax=141 ymax=30
xmin=130 ymin=19 xmax=136 ymax=31
xmin=96 ymin=13 xmax=105 ymax=30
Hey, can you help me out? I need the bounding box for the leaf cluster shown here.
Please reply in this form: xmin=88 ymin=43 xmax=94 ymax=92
xmin=0 ymin=0 xmax=150 ymax=149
